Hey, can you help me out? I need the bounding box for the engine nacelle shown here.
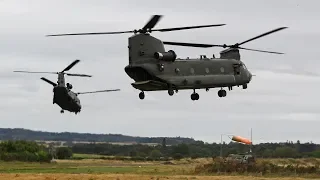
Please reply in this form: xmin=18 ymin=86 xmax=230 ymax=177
xmin=66 ymin=83 xmax=73 ymax=90
xmin=154 ymin=50 xmax=177 ymax=62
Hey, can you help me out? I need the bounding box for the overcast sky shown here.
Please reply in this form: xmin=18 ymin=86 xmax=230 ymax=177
xmin=1 ymin=0 xmax=320 ymax=144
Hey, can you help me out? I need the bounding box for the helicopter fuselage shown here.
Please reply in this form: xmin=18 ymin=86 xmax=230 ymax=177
xmin=53 ymin=86 xmax=81 ymax=113
xmin=125 ymin=58 xmax=252 ymax=91
xmin=123 ymin=33 xmax=253 ymax=100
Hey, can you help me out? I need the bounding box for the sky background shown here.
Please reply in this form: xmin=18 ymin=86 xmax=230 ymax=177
xmin=0 ymin=0 xmax=319 ymax=144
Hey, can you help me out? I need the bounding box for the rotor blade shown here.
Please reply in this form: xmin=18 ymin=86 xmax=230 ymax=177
xmin=65 ymin=73 xmax=92 ymax=77
xmin=62 ymin=59 xmax=80 ymax=72
xmin=162 ymin=41 xmax=224 ymax=48
xmin=77 ymin=89 xmax=120 ymax=95
xmin=47 ymin=30 xmax=134 ymax=37
xmin=142 ymin=15 xmax=162 ymax=30
xmin=163 ymin=41 xmax=285 ymax=54
xmin=40 ymin=77 xmax=57 ymax=86
xmin=153 ymin=24 xmax=226 ymax=32
xmin=238 ymin=47 xmax=284 ymax=54
xmin=13 ymin=71 xmax=57 ymax=74
xmin=237 ymin=27 xmax=288 ymax=46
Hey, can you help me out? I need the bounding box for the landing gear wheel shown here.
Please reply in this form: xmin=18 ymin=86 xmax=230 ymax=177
xmin=60 ymin=110 xmax=64 ymax=114
xmin=195 ymin=93 xmax=199 ymax=100
xmin=191 ymin=93 xmax=199 ymax=101
xmin=139 ymin=91 xmax=145 ymax=100
xmin=168 ymin=89 xmax=174 ymax=96
xmin=206 ymin=88 xmax=209 ymax=92
xmin=218 ymin=90 xmax=227 ymax=97
xmin=243 ymin=84 xmax=248 ymax=89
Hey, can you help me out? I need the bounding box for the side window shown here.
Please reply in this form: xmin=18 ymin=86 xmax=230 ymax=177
xmin=190 ymin=68 xmax=195 ymax=74
xmin=233 ymin=65 xmax=240 ymax=75
xmin=243 ymin=64 xmax=247 ymax=70
xmin=175 ymin=68 xmax=180 ymax=74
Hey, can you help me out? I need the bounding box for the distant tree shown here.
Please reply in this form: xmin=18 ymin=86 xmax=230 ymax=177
xmin=274 ymin=147 xmax=298 ymax=158
xmin=138 ymin=152 xmax=147 ymax=158
xmin=56 ymin=147 xmax=73 ymax=159
xmin=172 ymin=143 xmax=189 ymax=156
xmin=150 ymin=149 xmax=162 ymax=160
xmin=0 ymin=140 xmax=51 ymax=162
xmin=162 ymin=138 xmax=166 ymax=148
xmin=310 ymin=150 xmax=320 ymax=158
xmin=129 ymin=150 xmax=138 ymax=157
xmin=261 ymin=149 xmax=273 ymax=158
xmin=173 ymin=153 xmax=183 ymax=160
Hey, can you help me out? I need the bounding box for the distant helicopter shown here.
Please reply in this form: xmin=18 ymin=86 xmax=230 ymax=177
xmin=14 ymin=60 xmax=120 ymax=114
xmin=46 ymin=15 xmax=287 ymax=101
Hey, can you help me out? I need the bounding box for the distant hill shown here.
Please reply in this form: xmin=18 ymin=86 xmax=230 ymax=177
xmin=0 ymin=128 xmax=196 ymax=145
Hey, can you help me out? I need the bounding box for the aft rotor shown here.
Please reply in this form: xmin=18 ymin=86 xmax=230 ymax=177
xmin=162 ymin=27 xmax=288 ymax=55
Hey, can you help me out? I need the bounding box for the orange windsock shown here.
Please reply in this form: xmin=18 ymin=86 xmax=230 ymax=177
xmin=231 ymin=135 xmax=252 ymax=145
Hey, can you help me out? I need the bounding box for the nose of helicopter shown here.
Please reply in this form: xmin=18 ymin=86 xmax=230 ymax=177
xmin=249 ymin=71 xmax=253 ymax=81
xmin=247 ymin=71 xmax=253 ymax=82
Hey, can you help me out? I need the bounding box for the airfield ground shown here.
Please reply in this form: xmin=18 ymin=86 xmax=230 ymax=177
xmin=0 ymin=154 xmax=318 ymax=180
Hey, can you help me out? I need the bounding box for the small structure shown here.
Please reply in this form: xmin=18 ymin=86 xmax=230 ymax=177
xmin=220 ymin=128 xmax=256 ymax=165
xmin=224 ymin=153 xmax=256 ymax=165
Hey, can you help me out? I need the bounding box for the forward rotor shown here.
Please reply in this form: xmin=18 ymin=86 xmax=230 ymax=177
xmin=13 ymin=60 xmax=92 ymax=77
xmin=162 ymin=27 xmax=288 ymax=54
xmin=46 ymin=15 xmax=226 ymax=37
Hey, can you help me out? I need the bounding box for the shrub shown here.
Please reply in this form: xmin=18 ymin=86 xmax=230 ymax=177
xmin=194 ymin=159 xmax=320 ymax=176
xmin=56 ymin=147 xmax=73 ymax=159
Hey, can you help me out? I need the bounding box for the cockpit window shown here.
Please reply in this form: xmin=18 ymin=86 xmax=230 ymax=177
xmin=243 ymin=64 xmax=247 ymax=69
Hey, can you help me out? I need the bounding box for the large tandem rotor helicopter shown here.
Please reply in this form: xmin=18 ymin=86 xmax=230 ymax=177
xmin=14 ymin=60 xmax=120 ymax=114
xmin=47 ymin=15 xmax=287 ymax=101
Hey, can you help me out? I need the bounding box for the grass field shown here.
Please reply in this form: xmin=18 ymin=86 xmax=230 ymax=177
xmin=0 ymin=155 xmax=318 ymax=180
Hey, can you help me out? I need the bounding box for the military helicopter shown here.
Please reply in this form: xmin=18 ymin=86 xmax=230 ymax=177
xmin=13 ymin=60 xmax=120 ymax=114
xmin=46 ymin=15 xmax=287 ymax=101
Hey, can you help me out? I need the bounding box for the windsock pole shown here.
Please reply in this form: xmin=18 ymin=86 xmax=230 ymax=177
xmin=250 ymin=128 xmax=253 ymax=153
xmin=220 ymin=134 xmax=223 ymax=157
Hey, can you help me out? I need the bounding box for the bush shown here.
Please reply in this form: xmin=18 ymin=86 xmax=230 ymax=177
xmin=0 ymin=140 xmax=51 ymax=162
xmin=173 ymin=153 xmax=183 ymax=160
xmin=194 ymin=159 xmax=320 ymax=176
xmin=56 ymin=147 xmax=73 ymax=159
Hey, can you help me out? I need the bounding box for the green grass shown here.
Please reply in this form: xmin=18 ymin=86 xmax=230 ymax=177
xmin=0 ymin=160 xmax=192 ymax=175
xmin=72 ymin=153 xmax=109 ymax=159
xmin=0 ymin=156 xmax=319 ymax=178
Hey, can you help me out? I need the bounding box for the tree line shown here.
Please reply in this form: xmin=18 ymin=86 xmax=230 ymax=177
xmin=0 ymin=139 xmax=320 ymax=163
xmin=0 ymin=128 xmax=195 ymax=145
xmin=0 ymin=140 xmax=52 ymax=162
xmin=71 ymin=140 xmax=320 ymax=160
xmin=0 ymin=140 xmax=73 ymax=162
